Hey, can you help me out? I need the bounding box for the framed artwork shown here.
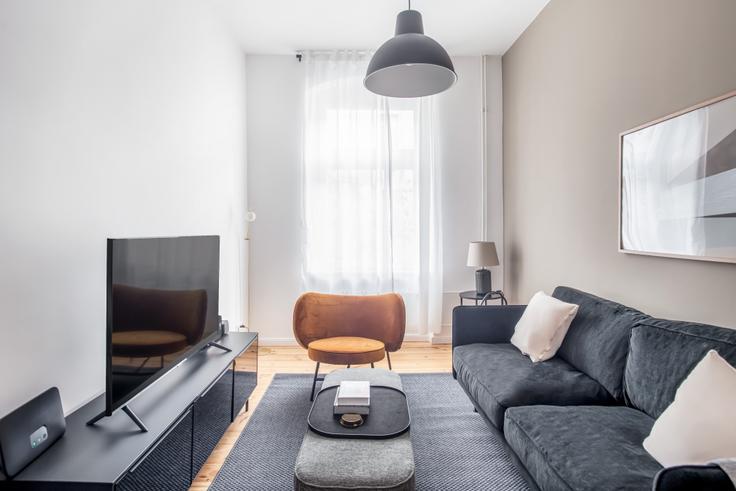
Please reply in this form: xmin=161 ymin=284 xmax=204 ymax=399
xmin=619 ymin=90 xmax=736 ymax=263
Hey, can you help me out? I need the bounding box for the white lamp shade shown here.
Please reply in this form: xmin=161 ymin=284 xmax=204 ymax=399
xmin=467 ymin=241 xmax=499 ymax=268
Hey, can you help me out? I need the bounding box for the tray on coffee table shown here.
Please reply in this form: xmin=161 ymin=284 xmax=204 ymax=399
xmin=307 ymin=385 xmax=410 ymax=439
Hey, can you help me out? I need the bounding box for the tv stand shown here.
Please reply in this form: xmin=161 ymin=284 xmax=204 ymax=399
xmin=2 ymin=332 xmax=258 ymax=490
xmin=86 ymin=405 xmax=149 ymax=433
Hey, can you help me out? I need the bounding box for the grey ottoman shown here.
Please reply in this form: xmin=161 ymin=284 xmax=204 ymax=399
xmin=294 ymin=368 xmax=415 ymax=491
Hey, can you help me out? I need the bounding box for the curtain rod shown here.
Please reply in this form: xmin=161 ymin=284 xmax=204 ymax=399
xmin=295 ymin=49 xmax=375 ymax=62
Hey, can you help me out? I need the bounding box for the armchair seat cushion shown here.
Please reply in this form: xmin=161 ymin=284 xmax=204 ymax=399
xmin=307 ymin=336 xmax=386 ymax=365
xmin=453 ymin=343 xmax=614 ymax=429
xmin=504 ymin=405 xmax=661 ymax=491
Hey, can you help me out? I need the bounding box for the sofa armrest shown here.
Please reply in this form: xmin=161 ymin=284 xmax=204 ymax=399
xmin=452 ymin=305 xmax=526 ymax=349
xmin=452 ymin=305 xmax=526 ymax=379
xmin=653 ymin=465 xmax=734 ymax=491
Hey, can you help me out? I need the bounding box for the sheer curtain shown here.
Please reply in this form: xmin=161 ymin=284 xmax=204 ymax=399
xmin=301 ymin=50 xmax=443 ymax=335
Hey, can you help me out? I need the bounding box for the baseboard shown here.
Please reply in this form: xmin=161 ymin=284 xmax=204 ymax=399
xmin=403 ymin=332 xmax=452 ymax=344
xmin=430 ymin=334 xmax=452 ymax=345
xmin=258 ymin=337 xmax=299 ymax=346
xmin=259 ymin=333 xmax=453 ymax=346
xmin=402 ymin=333 xmax=430 ymax=342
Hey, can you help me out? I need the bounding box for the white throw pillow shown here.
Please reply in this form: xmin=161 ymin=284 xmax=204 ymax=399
xmin=643 ymin=350 xmax=736 ymax=467
xmin=510 ymin=291 xmax=579 ymax=362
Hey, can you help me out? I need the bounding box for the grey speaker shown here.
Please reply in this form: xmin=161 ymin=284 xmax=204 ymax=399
xmin=0 ymin=387 xmax=66 ymax=478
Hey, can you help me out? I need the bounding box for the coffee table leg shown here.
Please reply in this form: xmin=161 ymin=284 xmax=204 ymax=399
xmin=310 ymin=362 xmax=320 ymax=401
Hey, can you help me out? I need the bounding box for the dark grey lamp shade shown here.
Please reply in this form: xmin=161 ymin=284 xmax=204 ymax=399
xmin=365 ymin=10 xmax=457 ymax=98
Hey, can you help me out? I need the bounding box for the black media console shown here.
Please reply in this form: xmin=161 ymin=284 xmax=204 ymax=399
xmin=0 ymin=332 xmax=258 ymax=490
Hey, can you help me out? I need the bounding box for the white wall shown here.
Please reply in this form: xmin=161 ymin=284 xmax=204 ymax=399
xmin=485 ymin=55 xmax=505 ymax=298
xmin=0 ymin=0 xmax=247 ymax=416
xmin=246 ymin=55 xmax=502 ymax=344
xmin=245 ymin=55 xmax=305 ymax=342
xmin=435 ymin=56 xmax=504 ymax=341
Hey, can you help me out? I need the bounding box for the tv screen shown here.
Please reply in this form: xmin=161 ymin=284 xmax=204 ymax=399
xmin=106 ymin=235 xmax=220 ymax=415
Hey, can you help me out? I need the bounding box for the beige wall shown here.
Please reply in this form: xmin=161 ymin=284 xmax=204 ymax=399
xmin=502 ymin=0 xmax=736 ymax=327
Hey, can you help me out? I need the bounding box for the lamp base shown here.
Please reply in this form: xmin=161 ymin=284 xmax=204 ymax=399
xmin=475 ymin=269 xmax=492 ymax=295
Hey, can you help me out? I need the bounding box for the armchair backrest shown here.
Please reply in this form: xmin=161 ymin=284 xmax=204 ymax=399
xmin=293 ymin=292 xmax=406 ymax=352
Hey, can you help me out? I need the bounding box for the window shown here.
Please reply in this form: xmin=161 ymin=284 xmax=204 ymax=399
xmin=302 ymin=51 xmax=442 ymax=334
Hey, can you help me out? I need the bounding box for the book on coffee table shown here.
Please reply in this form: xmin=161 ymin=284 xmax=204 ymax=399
xmin=333 ymin=381 xmax=370 ymax=415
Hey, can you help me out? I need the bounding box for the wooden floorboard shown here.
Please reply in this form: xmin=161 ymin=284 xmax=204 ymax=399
xmin=189 ymin=341 xmax=452 ymax=490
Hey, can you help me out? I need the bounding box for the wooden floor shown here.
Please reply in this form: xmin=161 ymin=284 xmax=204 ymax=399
xmin=190 ymin=341 xmax=452 ymax=490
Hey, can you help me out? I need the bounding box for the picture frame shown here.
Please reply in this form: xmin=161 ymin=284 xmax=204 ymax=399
xmin=619 ymin=89 xmax=736 ymax=264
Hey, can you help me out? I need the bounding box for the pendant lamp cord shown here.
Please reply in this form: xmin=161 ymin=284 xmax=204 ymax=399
xmin=408 ymin=0 xmax=411 ymax=10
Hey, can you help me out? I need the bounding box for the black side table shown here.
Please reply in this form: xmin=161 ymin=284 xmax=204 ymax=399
xmin=459 ymin=290 xmax=508 ymax=306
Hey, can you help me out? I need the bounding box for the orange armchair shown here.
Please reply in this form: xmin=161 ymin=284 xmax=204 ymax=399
xmin=293 ymin=292 xmax=406 ymax=399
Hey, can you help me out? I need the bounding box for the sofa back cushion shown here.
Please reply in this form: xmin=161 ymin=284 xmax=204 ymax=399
xmin=552 ymin=286 xmax=649 ymax=401
xmin=624 ymin=318 xmax=736 ymax=419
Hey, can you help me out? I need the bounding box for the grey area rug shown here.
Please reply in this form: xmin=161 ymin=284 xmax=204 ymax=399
xmin=210 ymin=373 xmax=531 ymax=491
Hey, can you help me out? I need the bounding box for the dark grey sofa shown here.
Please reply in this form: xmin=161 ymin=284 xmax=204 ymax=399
xmin=452 ymin=286 xmax=735 ymax=491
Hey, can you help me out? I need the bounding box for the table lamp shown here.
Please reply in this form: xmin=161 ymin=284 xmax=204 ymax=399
xmin=467 ymin=241 xmax=499 ymax=295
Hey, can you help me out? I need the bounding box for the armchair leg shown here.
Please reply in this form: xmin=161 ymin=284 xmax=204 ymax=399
xmin=370 ymin=362 xmax=374 ymax=368
xmin=386 ymin=351 xmax=392 ymax=370
xmin=310 ymin=362 xmax=321 ymax=401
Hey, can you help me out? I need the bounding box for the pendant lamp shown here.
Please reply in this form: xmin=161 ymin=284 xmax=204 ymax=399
xmin=364 ymin=1 xmax=457 ymax=98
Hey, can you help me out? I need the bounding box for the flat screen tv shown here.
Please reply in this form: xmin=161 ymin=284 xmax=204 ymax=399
xmin=102 ymin=235 xmax=221 ymax=420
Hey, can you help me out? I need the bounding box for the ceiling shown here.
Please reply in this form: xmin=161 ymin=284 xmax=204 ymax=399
xmin=208 ymin=0 xmax=550 ymax=56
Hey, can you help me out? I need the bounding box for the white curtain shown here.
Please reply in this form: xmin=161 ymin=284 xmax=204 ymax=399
xmin=302 ymin=50 xmax=443 ymax=335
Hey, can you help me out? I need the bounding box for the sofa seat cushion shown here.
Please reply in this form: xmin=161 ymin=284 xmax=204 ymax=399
xmin=453 ymin=343 xmax=614 ymax=429
xmin=504 ymin=405 xmax=661 ymax=491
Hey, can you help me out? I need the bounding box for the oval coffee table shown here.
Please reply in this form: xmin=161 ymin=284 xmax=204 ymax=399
xmin=294 ymin=368 xmax=415 ymax=491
